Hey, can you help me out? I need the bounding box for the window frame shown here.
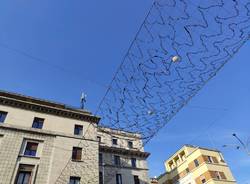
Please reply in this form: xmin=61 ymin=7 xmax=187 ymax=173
xmin=97 ymin=136 xmax=101 ymax=143
xmin=116 ymin=174 xmax=122 ymax=184
xmin=72 ymin=147 xmax=82 ymax=161
xmin=200 ymin=175 xmax=206 ymax=184
xmin=194 ymin=159 xmax=199 ymax=167
xmin=0 ymin=111 xmax=8 ymax=123
xmin=207 ymin=156 xmax=214 ymax=163
xmin=215 ymin=171 xmax=222 ymax=180
xmin=69 ymin=176 xmax=81 ymax=184
xmin=74 ymin=124 xmax=83 ymax=136
xmin=134 ymin=175 xmax=140 ymax=184
xmin=14 ymin=164 xmax=35 ymax=184
xmin=128 ymin=141 xmax=133 ymax=148
xmin=112 ymin=138 xmax=118 ymax=146
xmin=23 ymin=142 xmax=39 ymax=157
xmin=99 ymin=172 xmax=103 ymax=184
xmin=114 ymin=155 xmax=121 ymax=166
xmin=131 ymin=158 xmax=137 ymax=168
xmin=99 ymin=153 xmax=103 ymax=165
xmin=32 ymin=117 xmax=44 ymax=129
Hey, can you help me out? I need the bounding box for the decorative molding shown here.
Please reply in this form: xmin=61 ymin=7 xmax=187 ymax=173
xmin=0 ymin=91 xmax=100 ymax=124
xmin=99 ymin=145 xmax=150 ymax=159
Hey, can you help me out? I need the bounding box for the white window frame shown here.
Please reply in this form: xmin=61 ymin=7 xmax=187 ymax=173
xmin=215 ymin=171 xmax=222 ymax=180
xmin=20 ymin=139 xmax=43 ymax=158
xmin=207 ymin=156 xmax=214 ymax=163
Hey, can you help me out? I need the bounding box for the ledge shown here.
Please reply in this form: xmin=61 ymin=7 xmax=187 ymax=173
xmin=18 ymin=154 xmax=40 ymax=160
xmin=100 ymin=164 xmax=149 ymax=171
xmin=99 ymin=145 xmax=150 ymax=159
xmin=0 ymin=123 xmax=97 ymax=143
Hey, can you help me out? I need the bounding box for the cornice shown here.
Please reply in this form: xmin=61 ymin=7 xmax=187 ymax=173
xmin=99 ymin=145 xmax=150 ymax=159
xmin=0 ymin=91 xmax=100 ymax=124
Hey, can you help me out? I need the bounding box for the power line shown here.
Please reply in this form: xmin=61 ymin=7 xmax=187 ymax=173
xmin=0 ymin=42 xmax=109 ymax=90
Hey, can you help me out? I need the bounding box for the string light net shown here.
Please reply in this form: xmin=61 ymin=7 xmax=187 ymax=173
xmin=96 ymin=0 xmax=250 ymax=144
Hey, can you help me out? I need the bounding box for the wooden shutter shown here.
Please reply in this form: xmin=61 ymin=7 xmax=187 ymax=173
xmin=212 ymin=156 xmax=219 ymax=163
xmin=76 ymin=148 xmax=82 ymax=160
xmin=219 ymin=172 xmax=227 ymax=180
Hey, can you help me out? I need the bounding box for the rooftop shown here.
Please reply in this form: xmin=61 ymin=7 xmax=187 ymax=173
xmin=165 ymin=144 xmax=221 ymax=163
xmin=0 ymin=90 xmax=100 ymax=123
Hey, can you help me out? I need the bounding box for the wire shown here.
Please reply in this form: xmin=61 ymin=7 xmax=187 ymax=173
xmin=95 ymin=0 xmax=250 ymax=145
xmin=0 ymin=42 xmax=109 ymax=90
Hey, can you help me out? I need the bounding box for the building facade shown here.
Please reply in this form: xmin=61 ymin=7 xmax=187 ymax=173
xmin=98 ymin=127 xmax=150 ymax=184
xmin=157 ymin=145 xmax=236 ymax=184
xmin=0 ymin=91 xmax=150 ymax=184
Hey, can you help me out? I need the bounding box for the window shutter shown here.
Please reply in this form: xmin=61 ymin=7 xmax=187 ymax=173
xmin=76 ymin=149 xmax=82 ymax=160
xmin=212 ymin=157 xmax=219 ymax=163
xmin=219 ymin=172 xmax=226 ymax=180
xmin=209 ymin=171 xmax=217 ymax=178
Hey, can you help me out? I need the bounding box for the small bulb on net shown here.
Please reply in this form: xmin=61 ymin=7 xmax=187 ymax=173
xmin=147 ymin=110 xmax=154 ymax=115
xmin=171 ymin=55 xmax=180 ymax=62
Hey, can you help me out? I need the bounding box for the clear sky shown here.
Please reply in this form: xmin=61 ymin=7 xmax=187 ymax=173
xmin=0 ymin=0 xmax=249 ymax=183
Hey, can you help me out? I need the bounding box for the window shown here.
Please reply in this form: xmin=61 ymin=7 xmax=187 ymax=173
xmin=116 ymin=174 xmax=122 ymax=184
xmin=216 ymin=172 xmax=226 ymax=180
xmin=97 ymin=136 xmax=101 ymax=143
xmin=114 ymin=155 xmax=121 ymax=166
xmin=72 ymin=147 xmax=82 ymax=161
xmin=131 ymin=158 xmax=137 ymax=168
xmin=207 ymin=156 xmax=213 ymax=163
xmin=69 ymin=176 xmax=81 ymax=184
xmin=194 ymin=159 xmax=199 ymax=167
xmin=215 ymin=171 xmax=221 ymax=180
xmin=15 ymin=164 xmax=34 ymax=184
xmin=15 ymin=171 xmax=32 ymax=184
xmin=214 ymin=171 xmax=226 ymax=180
xmin=134 ymin=175 xmax=140 ymax=184
xmin=24 ymin=142 xmax=38 ymax=157
xmin=128 ymin=141 xmax=133 ymax=148
xmin=99 ymin=153 xmax=103 ymax=164
xmin=112 ymin=138 xmax=118 ymax=145
xmin=200 ymin=176 xmax=206 ymax=184
xmin=99 ymin=172 xmax=103 ymax=184
xmin=0 ymin=111 xmax=7 ymax=123
xmin=74 ymin=125 xmax=83 ymax=136
xmin=32 ymin=117 xmax=44 ymax=129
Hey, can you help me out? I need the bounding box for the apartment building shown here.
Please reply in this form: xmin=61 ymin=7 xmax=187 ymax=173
xmin=157 ymin=145 xmax=236 ymax=184
xmin=0 ymin=90 xmax=150 ymax=184
xmin=97 ymin=127 xmax=150 ymax=184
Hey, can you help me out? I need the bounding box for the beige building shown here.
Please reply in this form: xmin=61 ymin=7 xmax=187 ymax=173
xmin=0 ymin=90 xmax=150 ymax=184
xmin=157 ymin=145 xmax=236 ymax=184
xmin=98 ymin=127 xmax=150 ymax=184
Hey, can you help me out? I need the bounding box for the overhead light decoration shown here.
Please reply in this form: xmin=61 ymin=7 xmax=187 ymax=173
xmin=171 ymin=55 xmax=180 ymax=62
xmin=147 ymin=110 xmax=154 ymax=115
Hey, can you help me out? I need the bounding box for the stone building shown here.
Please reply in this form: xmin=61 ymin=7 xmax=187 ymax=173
xmin=0 ymin=90 xmax=150 ymax=184
xmin=157 ymin=145 xmax=236 ymax=184
xmin=98 ymin=127 xmax=150 ymax=184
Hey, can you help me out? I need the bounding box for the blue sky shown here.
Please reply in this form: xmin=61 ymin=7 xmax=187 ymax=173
xmin=0 ymin=0 xmax=249 ymax=183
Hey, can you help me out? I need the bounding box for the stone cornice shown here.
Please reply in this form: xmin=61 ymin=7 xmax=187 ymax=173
xmin=99 ymin=145 xmax=150 ymax=159
xmin=0 ymin=91 xmax=100 ymax=124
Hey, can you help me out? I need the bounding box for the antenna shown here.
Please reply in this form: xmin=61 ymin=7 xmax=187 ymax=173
xmin=80 ymin=92 xmax=87 ymax=109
